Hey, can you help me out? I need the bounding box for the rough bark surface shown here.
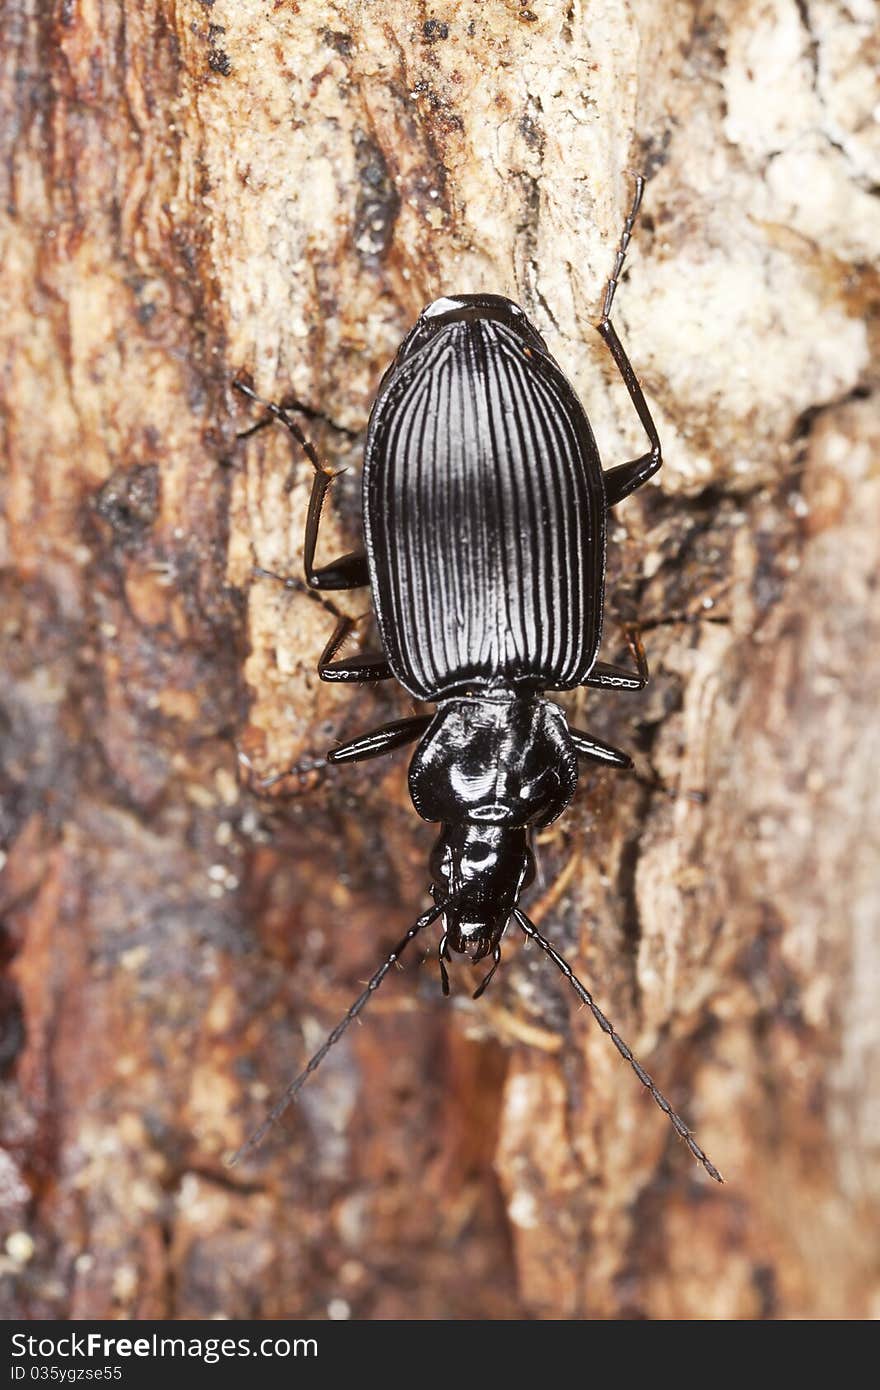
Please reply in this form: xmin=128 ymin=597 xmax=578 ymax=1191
xmin=1 ymin=0 xmax=878 ymax=1320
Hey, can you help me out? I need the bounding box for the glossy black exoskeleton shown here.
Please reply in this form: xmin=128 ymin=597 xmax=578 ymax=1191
xmin=233 ymin=180 xmax=722 ymax=1182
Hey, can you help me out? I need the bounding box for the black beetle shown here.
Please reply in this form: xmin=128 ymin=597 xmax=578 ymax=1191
xmin=233 ymin=180 xmax=722 ymax=1182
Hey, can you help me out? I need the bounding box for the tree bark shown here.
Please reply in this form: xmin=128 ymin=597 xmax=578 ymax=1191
xmin=1 ymin=0 xmax=878 ymax=1320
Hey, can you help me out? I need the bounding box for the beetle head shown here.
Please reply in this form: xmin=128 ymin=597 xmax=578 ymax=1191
xmin=429 ymin=823 xmax=535 ymax=961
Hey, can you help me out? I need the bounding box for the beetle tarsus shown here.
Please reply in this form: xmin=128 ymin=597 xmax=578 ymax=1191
xmin=237 ymin=746 xmax=327 ymax=795
xmin=250 ymin=563 xmax=348 ymax=626
xmin=232 ymin=380 xmax=324 ymax=476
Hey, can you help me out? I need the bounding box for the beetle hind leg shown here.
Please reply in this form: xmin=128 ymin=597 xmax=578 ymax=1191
xmin=233 ymin=381 xmax=371 ymax=591
xmin=603 ymin=443 xmax=662 ymax=508
xmin=318 ymin=614 xmax=391 ymax=683
xmin=569 ymin=729 xmax=633 ymax=770
xmin=250 ymin=564 xmax=352 ymax=629
xmin=237 ymin=745 xmax=330 ymax=796
xmin=596 ymin=177 xmax=663 ymax=507
xmin=327 ymin=714 xmax=432 ymax=763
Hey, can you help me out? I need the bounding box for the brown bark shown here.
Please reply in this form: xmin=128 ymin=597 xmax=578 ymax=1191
xmin=1 ymin=0 xmax=878 ymax=1320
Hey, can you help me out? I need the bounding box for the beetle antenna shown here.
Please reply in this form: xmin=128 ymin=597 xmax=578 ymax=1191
xmin=513 ymin=908 xmax=723 ymax=1183
xmin=228 ymin=896 xmax=453 ymax=1166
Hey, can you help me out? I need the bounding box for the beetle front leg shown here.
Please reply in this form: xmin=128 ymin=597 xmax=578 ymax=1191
xmin=596 ymin=177 xmax=663 ymax=508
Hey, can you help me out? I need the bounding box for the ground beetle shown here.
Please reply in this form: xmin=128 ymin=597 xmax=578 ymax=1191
xmin=233 ymin=180 xmax=722 ymax=1182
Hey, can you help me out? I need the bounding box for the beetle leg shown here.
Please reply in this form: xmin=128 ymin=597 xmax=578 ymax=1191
xmin=438 ymin=933 xmax=451 ymax=996
xmin=320 ymin=654 xmax=392 ymax=682
xmin=472 ymin=945 xmax=502 ymax=1000
xmin=250 ymin=564 xmax=358 ymax=631
xmin=237 ymin=709 xmax=427 ymax=795
xmin=303 ymin=463 xmax=370 ymax=591
xmin=569 ymin=729 xmax=633 ymax=770
xmin=584 ymin=663 xmax=644 ymax=691
xmin=233 ymin=381 xmax=370 ymax=591
xmin=283 ymin=409 xmax=369 ymax=591
xmin=602 ymin=444 xmax=662 ymax=508
xmin=237 ymin=746 xmax=328 ymax=795
xmin=234 ymin=394 xmax=357 ymax=441
xmin=596 ymin=177 xmax=663 ymax=507
xmin=318 ymin=614 xmax=391 ymax=683
xmin=327 ymin=715 xmax=432 ymax=764
xmin=583 ymin=625 xmax=649 ymax=692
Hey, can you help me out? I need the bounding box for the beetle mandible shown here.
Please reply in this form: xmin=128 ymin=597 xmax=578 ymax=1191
xmin=233 ymin=179 xmax=722 ymax=1183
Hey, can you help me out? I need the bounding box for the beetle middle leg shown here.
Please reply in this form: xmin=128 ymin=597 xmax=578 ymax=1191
xmin=596 ymin=177 xmax=663 ymax=508
xmin=246 ymin=568 xmax=388 ymax=682
xmin=583 ymin=625 xmax=649 ymax=692
xmin=317 ymin=613 xmax=391 ymax=683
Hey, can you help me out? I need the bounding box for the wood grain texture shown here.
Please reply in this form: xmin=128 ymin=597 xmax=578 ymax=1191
xmin=1 ymin=0 xmax=878 ymax=1320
